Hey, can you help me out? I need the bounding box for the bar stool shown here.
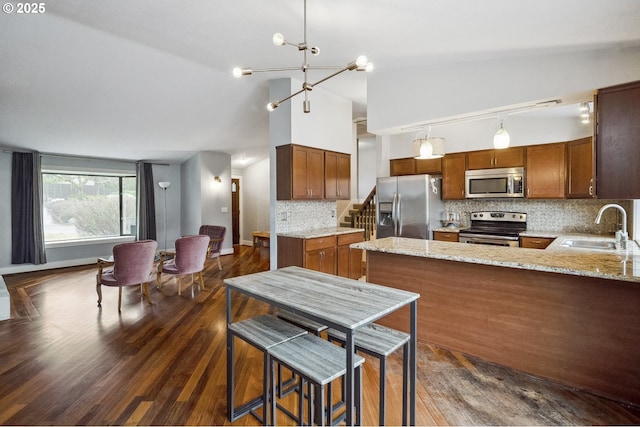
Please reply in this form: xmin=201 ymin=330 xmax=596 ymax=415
xmin=268 ymin=333 xmax=365 ymax=426
xmin=327 ymin=323 xmax=410 ymax=426
xmin=276 ymin=310 xmax=328 ymax=397
xmin=227 ymin=314 xmax=307 ymax=424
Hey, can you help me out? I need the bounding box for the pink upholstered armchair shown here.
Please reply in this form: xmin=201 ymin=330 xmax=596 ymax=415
xmin=96 ymin=240 xmax=158 ymax=312
xmin=198 ymin=225 xmax=226 ymax=270
xmin=157 ymin=235 xmax=210 ymax=295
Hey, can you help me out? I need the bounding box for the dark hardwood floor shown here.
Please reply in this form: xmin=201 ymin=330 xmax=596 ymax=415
xmin=1 ymin=245 xmax=639 ymax=425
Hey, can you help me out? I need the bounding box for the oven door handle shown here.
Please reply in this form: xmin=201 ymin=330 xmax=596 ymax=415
xmin=460 ymin=235 xmax=519 ymax=247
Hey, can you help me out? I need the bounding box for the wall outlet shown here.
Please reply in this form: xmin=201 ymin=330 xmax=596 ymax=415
xmin=221 ymin=207 xmax=228 ymax=213
xmin=331 ymin=209 xmax=336 ymax=218
xmin=279 ymin=211 xmax=287 ymax=221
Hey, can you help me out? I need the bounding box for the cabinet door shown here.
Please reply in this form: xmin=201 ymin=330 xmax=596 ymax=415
xmin=337 ymin=232 xmax=363 ymax=279
xmin=324 ymin=151 xmax=339 ymax=200
xmin=526 ymin=143 xmax=566 ymax=199
xmin=442 ymin=153 xmax=466 ymax=200
xmin=567 ymin=137 xmax=595 ymax=199
xmin=494 ymin=147 xmax=525 ymax=168
xmin=315 ymin=150 xmax=350 ymax=200
xmin=415 ymin=157 xmax=442 ymax=174
xmin=307 ymin=147 xmax=325 ymax=199
xmin=596 ymin=81 xmax=640 ymax=199
xmin=390 ymin=158 xmax=416 ymax=176
xmin=466 ymin=150 xmax=494 ymax=170
xmin=306 ymin=248 xmax=336 ymax=275
xmin=292 ymin=145 xmax=312 ymax=199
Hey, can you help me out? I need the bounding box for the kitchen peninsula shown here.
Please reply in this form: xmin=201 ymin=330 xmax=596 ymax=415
xmin=352 ymin=236 xmax=640 ymax=407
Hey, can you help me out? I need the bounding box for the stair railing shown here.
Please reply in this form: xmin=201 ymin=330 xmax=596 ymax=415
xmin=351 ymin=186 xmax=376 ymax=240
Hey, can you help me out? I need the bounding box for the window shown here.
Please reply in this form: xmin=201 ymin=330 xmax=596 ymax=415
xmin=42 ymin=172 xmax=137 ymax=242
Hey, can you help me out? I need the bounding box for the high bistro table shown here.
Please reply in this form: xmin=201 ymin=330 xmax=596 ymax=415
xmin=225 ymin=266 xmax=420 ymax=426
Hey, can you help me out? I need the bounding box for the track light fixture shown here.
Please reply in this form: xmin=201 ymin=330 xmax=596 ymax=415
xmin=232 ymin=0 xmax=372 ymax=113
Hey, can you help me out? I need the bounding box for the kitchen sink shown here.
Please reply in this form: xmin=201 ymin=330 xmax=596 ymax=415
xmin=560 ymin=239 xmax=617 ymax=250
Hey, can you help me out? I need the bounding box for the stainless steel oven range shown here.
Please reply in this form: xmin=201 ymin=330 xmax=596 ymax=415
xmin=458 ymin=211 xmax=526 ymax=247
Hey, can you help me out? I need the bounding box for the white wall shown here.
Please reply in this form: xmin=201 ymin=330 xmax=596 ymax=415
xmin=358 ymin=136 xmax=377 ymax=199
xmin=368 ymin=46 xmax=640 ymax=134
xmin=181 ymin=152 xmax=233 ymax=254
xmin=240 ymin=158 xmax=270 ymax=245
xmin=0 ymin=153 xmax=12 ymax=269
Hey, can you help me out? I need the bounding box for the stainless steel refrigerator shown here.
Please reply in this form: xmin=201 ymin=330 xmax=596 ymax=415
xmin=376 ymin=174 xmax=444 ymax=239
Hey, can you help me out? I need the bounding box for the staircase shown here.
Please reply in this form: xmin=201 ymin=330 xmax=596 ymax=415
xmin=340 ymin=187 xmax=376 ymax=241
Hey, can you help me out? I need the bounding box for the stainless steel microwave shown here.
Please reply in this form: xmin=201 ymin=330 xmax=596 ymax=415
xmin=465 ymin=167 xmax=525 ymax=198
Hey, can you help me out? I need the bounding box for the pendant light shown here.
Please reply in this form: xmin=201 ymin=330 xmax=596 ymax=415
xmin=413 ymin=126 xmax=445 ymax=159
xmin=493 ymin=120 xmax=510 ymax=149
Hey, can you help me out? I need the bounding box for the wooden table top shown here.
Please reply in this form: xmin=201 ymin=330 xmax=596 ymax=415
xmin=224 ymin=266 xmax=419 ymax=331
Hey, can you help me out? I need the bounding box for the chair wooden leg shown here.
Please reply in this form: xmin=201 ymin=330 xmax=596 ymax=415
xmin=142 ymin=282 xmax=152 ymax=305
xmin=178 ymin=276 xmax=182 ymax=296
xmin=118 ymin=287 xmax=122 ymax=312
xmin=216 ymin=256 xmax=222 ymax=270
xmin=96 ymin=282 xmax=102 ymax=307
xmin=199 ymin=271 xmax=206 ymax=291
xmin=156 ymin=270 xmax=162 ymax=288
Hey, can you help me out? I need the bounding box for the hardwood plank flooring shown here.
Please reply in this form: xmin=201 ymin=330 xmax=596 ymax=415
xmin=1 ymin=245 xmax=639 ymax=425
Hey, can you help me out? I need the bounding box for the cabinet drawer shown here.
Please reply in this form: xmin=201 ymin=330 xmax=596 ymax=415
xmin=305 ymin=236 xmax=337 ymax=251
xmin=433 ymin=231 xmax=459 ymax=242
xmin=520 ymin=236 xmax=555 ymax=249
xmin=337 ymin=232 xmax=363 ymax=246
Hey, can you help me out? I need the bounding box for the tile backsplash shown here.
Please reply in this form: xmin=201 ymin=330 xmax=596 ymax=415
xmin=444 ymin=199 xmax=633 ymax=235
xmin=276 ymin=200 xmax=337 ymax=234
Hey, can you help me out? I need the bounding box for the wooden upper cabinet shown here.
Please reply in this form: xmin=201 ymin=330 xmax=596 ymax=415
xmin=595 ymin=80 xmax=640 ymax=199
xmin=526 ymin=142 xmax=566 ymax=199
xmin=390 ymin=158 xmax=416 ymax=176
xmin=466 ymin=147 xmax=525 ymax=170
xmin=567 ymin=137 xmax=595 ymax=199
xmin=415 ymin=157 xmax=442 ymax=174
xmin=324 ymin=151 xmax=350 ymax=200
xmin=277 ymin=144 xmax=325 ymax=200
xmin=442 ymin=153 xmax=466 ymax=200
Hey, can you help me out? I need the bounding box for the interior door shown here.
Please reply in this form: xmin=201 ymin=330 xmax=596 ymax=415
xmin=231 ymin=178 xmax=240 ymax=245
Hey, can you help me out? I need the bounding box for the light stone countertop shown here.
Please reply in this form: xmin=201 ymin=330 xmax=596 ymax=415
xmin=432 ymin=226 xmax=465 ymax=233
xmin=351 ymin=235 xmax=640 ymax=283
xmin=277 ymin=226 xmax=365 ymax=239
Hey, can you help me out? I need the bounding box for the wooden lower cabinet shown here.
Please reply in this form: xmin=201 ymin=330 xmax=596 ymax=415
xmin=520 ymin=236 xmax=555 ymax=249
xmin=433 ymin=231 xmax=459 ymax=242
xmin=277 ymin=231 xmax=363 ymax=278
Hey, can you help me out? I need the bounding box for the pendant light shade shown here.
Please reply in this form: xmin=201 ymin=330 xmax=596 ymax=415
xmin=413 ymin=127 xmax=445 ymax=159
xmin=493 ymin=121 xmax=510 ymax=149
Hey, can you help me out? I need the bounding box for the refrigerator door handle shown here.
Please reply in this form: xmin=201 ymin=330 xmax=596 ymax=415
xmin=392 ymin=193 xmax=398 ymax=236
xmin=396 ymin=193 xmax=402 ymax=236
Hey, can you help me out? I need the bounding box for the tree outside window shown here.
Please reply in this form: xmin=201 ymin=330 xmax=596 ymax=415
xmin=42 ymin=173 xmax=137 ymax=242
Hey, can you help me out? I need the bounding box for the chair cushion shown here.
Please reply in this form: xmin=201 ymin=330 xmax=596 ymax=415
xmin=161 ymin=259 xmax=180 ymax=274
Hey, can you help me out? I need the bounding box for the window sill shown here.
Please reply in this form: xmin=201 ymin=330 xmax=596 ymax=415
xmin=45 ymin=236 xmax=136 ymax=249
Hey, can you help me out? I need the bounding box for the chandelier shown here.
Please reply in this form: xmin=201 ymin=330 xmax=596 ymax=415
xmin=232 ymin=0 xmax=372 ymax=113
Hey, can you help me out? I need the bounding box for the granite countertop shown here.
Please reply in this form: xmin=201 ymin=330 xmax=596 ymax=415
xmin=278 ymin=226 xmax=365 ymax=239
xmin=351 ymin=235 xmax=640 ymax=283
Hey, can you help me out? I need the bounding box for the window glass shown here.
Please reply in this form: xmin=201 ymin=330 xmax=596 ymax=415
xmin=42 ymin=173 xmax=137 ymax=242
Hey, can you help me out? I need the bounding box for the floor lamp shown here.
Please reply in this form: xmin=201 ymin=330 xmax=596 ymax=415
xmin=158 ymin=181 xmax=171 ymax=251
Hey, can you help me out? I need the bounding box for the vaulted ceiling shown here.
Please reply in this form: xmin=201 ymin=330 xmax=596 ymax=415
xmin=1 ymin=0 xmax=639 ymax=167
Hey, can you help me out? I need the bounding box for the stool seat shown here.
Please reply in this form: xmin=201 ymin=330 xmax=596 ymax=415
xmin=268 ymin=334 xmax=365 ymax=426
xmin=229 ymin=314 xmax=308 ymax=350
xmin=326 ymin=323 xmax=409 ymax=357
xmin=227 ymin=314 xmax=307 ymax=424
xmin=277 ymin=310 xmax=328 ymax=335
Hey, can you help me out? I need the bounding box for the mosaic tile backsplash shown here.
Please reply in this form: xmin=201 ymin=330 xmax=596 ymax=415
xmin=444 ymin=199 xmax=633 ymax=235
xmin=276 ymin=200 xmax=337 ymax=234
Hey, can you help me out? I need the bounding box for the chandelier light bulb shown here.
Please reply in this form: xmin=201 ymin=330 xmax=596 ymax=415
xmin=232 ymin=67 xmax=242 ymax=78
xmin=267 ymin=101 xmax=279 ymax=111
xmin=365 ymin=62 xmax=374 ymax=72
xmin=272 ymin=32 xmax=285 ymax=46
xmin=310 ymin=46 xmax=320 ymax=56
xmin=356 ymin=55 xmax=368 ymax=67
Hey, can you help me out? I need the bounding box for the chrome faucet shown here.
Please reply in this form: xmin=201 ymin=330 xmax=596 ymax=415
xmin=595 ymin=203 xmax=628 ymax=249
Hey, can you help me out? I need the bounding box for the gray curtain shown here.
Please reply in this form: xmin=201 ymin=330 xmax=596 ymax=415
xmin=136 ymin=162 xmax=156 ymax=241
xmin=11 ymin=151 xmax=47 ymax=264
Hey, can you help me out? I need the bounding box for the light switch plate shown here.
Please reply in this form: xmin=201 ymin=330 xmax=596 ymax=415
xmin=221 ymin=207 xmax=228 ymax=212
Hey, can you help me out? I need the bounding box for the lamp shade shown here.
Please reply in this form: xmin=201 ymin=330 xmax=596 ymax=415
xmin=158 ymin=181 xmax=171 ymax=189
xmin=493 ymin=123 xmax=510 ymax=149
